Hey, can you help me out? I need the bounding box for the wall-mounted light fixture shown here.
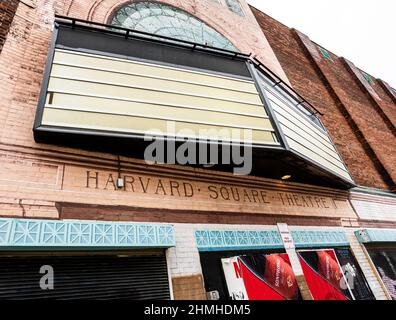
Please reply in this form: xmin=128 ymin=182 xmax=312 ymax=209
xmin=117 ymin=155 xmax=124 ymax=189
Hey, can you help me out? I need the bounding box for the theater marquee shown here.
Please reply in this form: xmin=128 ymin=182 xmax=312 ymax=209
xmin=34 ymin=20 xmax=355 ymax=190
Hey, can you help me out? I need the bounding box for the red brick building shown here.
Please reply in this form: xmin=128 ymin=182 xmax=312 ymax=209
xmin=252 ymin=7 xmax=396 ymax=192
xmin=0 ymin=0 xmax=395 ymax=300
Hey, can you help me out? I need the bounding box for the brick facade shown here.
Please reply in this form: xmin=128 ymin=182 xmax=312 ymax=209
xmin=0 ymin=0 xmax=19 ymax=54
xmin=252 ymin=7 xmax=396 ymax=192
xmin=0 ymin=0 xmax=291 ymax=221
xmin=0 ymin=2 xmax=393 ymax=223
xmin=0 ymin=0 xmax=395 ymax=300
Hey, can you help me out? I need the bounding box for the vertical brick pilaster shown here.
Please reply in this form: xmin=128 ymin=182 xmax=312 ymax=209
xmin=378 ymin=79 xmax=396 ymax=105
xmin=295 ymin=275 xmax=313 ymax=300
xmin=341 ymin=58 xmax=396 ymax=135
xmin=292 ymin=30 xmax=396 ymax=192
xmin=346 ymin=229 xmax=390 ymax=300
xmin=287 ymin=251 xmax=313 ymax=300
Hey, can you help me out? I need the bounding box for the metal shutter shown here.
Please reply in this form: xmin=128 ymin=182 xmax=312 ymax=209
xmin=0 ymin=253 xmax=170 ymax=300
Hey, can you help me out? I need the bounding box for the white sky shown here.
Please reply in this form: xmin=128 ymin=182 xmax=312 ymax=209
xmin=248 ymin=0 xmax=396 ymax=88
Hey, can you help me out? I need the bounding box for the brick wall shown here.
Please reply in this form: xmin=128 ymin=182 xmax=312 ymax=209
xmin=351 ymin=191 xmax=396 ymax=222
xmin=0 ymin=0 xmax=19 ymax=54
xmin=0 ymin=0 xmax=394 ymax=301
xmin=252 ymin=7 xmax=396 ymax=192
xmin=0 ymin=0 xmax=394 ymax=219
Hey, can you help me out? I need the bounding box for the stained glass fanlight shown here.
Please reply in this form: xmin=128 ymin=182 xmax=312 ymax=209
xmin=225 ymin=0 xmax=244 ymax=16
xmin=111 ymin=2 xmax=237 ymax=51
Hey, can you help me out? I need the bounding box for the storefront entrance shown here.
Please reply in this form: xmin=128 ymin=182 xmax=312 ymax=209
xmin=199 ymin=249 xmax=294 ymax=300
xmin=200 ymin=247 xmax=375 ymax=300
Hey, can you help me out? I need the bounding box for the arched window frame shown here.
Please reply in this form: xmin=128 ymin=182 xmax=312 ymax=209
xmin=225 ymin=0 xmax=245 ymax=17
xmin=109 ymin=1 xmax=238 ymax=51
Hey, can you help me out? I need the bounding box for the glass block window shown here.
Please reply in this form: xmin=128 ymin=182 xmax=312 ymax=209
xmin=225 ymin=0 xmax=244 ymax=16
xmin=111 ymin=2 xmax=237 ymax=51
xmin=362 ymin=71 xmax=374 ymax=84
xmin=319 ymin=47 xmax=333 ymax=61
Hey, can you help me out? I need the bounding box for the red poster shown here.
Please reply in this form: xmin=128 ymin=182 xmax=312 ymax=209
xmin=298 ymin=250 xmax=349 ymax=300
xmin=263 ymin=254 xmax=298 ymax=299
xmin=222 ymin=253 xmax=299 ymax=300
xmin=239 ymin=258 xmax=285 ymax=300
xmin=317 ymin=250 xmax=343 ymax=291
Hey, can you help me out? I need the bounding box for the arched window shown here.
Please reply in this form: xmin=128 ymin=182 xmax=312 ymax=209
xmin=225 ymin=0 xmax=244 ymax=17
xmin=111 ymin=2 xmax=237 ymax=51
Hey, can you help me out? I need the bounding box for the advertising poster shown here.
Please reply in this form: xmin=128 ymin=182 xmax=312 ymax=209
xmin=335 ymin=248 xmax=375 ymax=300
xmin=368 ymin=248 xmax=396 ymax=300
xmin=222 ymin=254 xmax=300 ymax=300
xmin=298 ymin=249 xmax=351 ymax=300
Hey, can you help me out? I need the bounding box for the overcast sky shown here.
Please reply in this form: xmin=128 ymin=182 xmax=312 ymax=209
xmin=248 ymin=0 xmax=396 ymax=87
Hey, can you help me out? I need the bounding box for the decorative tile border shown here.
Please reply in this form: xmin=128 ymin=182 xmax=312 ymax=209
xmin=195 ymin=229 xmax=284 ymax=252
xmin=355 ymin=228 xmax=396 ymax=244
xmin=291 ymin=230 xmax=349 ymax=248
xmin=195 ymin=229 xmax=349 ymax=251
xmin=0 ymin=218 xmax=175 ymax=249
